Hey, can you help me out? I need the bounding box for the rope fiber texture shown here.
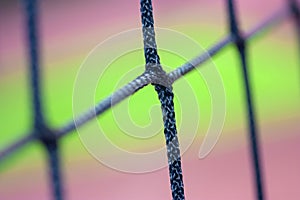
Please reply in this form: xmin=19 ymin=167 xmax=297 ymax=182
xmin=140 ymin=0 xmax=185 ymax=199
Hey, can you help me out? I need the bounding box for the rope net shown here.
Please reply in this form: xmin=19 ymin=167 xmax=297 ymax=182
xmin=0 ymin=0 xmax=299 ymax=200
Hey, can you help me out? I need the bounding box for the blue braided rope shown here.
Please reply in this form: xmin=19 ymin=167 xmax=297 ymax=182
xmin=140 ymin=1 xmax=185 ymax=199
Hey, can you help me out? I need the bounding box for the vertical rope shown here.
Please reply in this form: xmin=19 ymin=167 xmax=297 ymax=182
xmin=24 ymin=0 xmax=44 ymax=128
xmin=140 ymin=1 xmax=185 ymax=199
xmin=155 ymin=85 xmax=185 ymax=200
xmin=45 ymin=139 xmax=63 ymax=200
xmin=24 ymin=1 xmax=63 ymax=200
xmin=227 ymin=1 xmax=264 ymax=200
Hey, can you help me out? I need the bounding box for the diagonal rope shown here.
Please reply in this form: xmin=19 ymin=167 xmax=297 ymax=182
xmin=0 ymin=133 xmax=35 ymax=160
xmin=245 ymin=6 xmax=290 ymax=39
xmin=227 ymin=1 xmax=264 ymax=199
xmin=140 ymin=1 xmax=185 ymax=199
xmin=56 ymin=73 xmax=152 ymax=138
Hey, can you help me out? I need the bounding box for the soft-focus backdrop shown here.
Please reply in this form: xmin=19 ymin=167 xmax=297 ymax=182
xmin=0 ymin=0 xmax=299 ymax=199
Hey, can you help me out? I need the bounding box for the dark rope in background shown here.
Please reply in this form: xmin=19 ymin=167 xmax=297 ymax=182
xmin=289 ymin=0 xmax=300 ymax=81
xmin=44 ymin=138 xmax=63 ymax=200
xmin=24 ymin=0 xmax=63 ymax=199
xmin=227 ymin=1 xmax=264 ymax=199
xmin=24 ymin=0 xmax=44 ymax=128
xmin=140 ymin=0 xmax=185 ymax=199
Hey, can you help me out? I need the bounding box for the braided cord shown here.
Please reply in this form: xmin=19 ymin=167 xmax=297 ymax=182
xmin=140 ymin=1 xmax=185 ymax=199
xmin=155 ymin=85 xmax=185 ymax=200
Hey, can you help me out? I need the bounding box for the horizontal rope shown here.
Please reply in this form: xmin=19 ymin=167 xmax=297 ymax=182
xmin=0 ymin=4 xmax=293 ymax=163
